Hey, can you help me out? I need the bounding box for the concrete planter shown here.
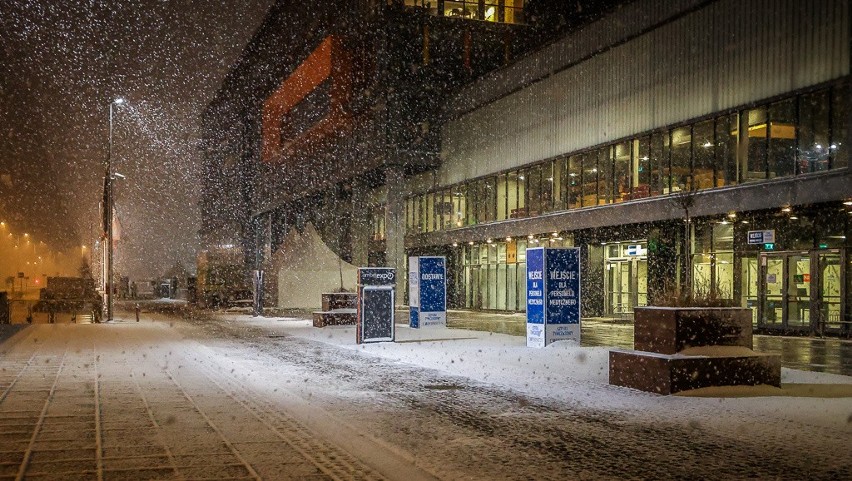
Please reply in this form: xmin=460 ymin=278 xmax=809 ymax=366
xmin=633 ymin=306 xmax=753 ymax=355
xmin=609 ymin=306 xmax=780 ymax=395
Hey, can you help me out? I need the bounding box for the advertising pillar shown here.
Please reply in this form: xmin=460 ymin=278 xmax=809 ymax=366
xmin=526 ymin=247 xmax=581 ymax=347
xmin=408 ymin=256 xmax=447 ymax=328
xmin=357 ymin=267 xmax=396 ymax=343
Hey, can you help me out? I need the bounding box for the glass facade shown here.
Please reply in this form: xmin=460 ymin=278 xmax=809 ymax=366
xmin=460 ymin=235 xmax=572 ymax=311
xmin=369 ymin=204 xmax=386 ymax=241
xmin=405 ymin=84 xmax=848 ymax=235
xmin=692 ymin=222 xmax=735 ymax=299
xmin=401 ymin=0 xmax=526 ymax=24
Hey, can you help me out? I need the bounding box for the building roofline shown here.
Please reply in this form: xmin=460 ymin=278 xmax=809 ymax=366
xmin=442 ymin=0 xmax=713 ymax=120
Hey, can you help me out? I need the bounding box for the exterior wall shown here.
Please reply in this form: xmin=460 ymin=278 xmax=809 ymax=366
xmin=440 ymin=0 xmax=850 ymax=184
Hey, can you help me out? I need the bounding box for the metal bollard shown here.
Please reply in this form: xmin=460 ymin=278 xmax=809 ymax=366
xmin=135 ymin=303 xmax=140 ymax=322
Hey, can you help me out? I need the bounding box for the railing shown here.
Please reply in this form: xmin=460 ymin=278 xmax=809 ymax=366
xmin=4 ymin=299 xmax=100 ymax=324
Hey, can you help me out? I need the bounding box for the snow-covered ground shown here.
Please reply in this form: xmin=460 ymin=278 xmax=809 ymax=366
xmin=223 ymin=313 xmax=852 ymax=437
xmin=2 ymin=311 xmax=850 ymax=480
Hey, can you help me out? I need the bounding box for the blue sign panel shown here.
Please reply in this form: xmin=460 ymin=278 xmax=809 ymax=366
xmin=526 ymin=247 xmax=581 ymax=347
xmin=409 ymin=256 xmax=446 ymax=328
xmin=526 ymin=247 xmax=546 ymax=347
xmin=544 ymin=248 xmax=581 ymax=343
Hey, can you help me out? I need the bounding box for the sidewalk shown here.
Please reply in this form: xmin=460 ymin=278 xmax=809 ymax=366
xmin=431 ymin=309 xmax=852 ymax=377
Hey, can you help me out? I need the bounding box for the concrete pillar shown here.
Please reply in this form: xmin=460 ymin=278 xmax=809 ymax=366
xmin=350 ymin=177 xmax=371 ymax=267
xmin=384 ymin=165 xmax=407 ymax=303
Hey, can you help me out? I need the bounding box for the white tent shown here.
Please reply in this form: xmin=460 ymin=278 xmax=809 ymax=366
xmin=268 ymin=223 xmax=357 ymax=309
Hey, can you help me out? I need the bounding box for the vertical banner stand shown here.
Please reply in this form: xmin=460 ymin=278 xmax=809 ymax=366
xmin=526 ymin=247 xmax=582 ymax=347
xmin=357 ymin=268 xmax=396 ymax=344
xmin=408 ymin=256 xmax=447 ymax=328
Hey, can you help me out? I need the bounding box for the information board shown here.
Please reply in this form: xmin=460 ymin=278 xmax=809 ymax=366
xmin=526 ymin=247 xmax=546 ymax=347
xmin=408 ymin=256 xmax=447 ymax=328
xmin=526 ymin=247 xmax=581 ymax=347
xmin=361 ymin=287 xmax=394 ymax=342
xmin=357 ymin=267 xmax=396 ymax=344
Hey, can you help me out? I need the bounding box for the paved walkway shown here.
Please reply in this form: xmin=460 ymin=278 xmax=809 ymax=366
xmin=0 ymin=323 xmax=422 ymax=481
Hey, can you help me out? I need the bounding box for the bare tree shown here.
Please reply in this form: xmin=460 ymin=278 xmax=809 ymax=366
xmin=670 ymin=185 xmax=697 ymax=299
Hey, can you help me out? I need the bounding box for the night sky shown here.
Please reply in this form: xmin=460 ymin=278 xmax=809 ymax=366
xmin=1 ymin=0 xmax=272 ymax=280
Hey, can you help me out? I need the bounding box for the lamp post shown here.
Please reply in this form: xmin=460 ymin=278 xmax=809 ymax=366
xmin=106 ymin=97 xmax=124 ymax=322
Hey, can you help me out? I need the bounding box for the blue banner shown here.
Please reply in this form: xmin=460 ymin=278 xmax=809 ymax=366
xmin=526 ymin=247 xmax=581 ymax=347
xmin=409 ymin=256 xmax=446 ymax=328
xmin=526 ymin=247 xmax=545 ymax=347
xmin=545 ymin=248 xmax=580 ymax=325
xmin=545 ymin=248 xmax=582 ymax=344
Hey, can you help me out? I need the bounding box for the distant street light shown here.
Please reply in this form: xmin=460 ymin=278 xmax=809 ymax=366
xmin=106 ymin=97 xmax=125 ymax=322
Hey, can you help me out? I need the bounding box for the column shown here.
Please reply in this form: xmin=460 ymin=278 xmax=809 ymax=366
xmin=384 ymin=165 xmax=407 ymax=303
xmin=350 ymin=177 xmax=371 ymax=267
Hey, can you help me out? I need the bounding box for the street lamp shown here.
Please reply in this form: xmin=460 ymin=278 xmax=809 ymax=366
xmin=106 ymin=97 xmax=124 ymax=322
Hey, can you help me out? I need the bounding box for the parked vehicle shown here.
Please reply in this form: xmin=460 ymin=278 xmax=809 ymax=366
xmin=196 ymin=249 xmax=251 ymax=308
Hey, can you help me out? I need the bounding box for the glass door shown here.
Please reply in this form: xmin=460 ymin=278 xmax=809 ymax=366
xmin=757 ymin=250 xmax=844 ymax=332
xmin=761 ymin=254 xmax=785 ymax=327
xmin=605 ymin=259 xmax=630 ymax=316
xmin=604 ymin=242 xmax=648 ymax=317
xmin=742 ymin=256 xmax=760 ymax=324
xmin=817 ymin=251 xmax=842 ymax=330
xmin=786 ymin=254 xmax=811 ymax=328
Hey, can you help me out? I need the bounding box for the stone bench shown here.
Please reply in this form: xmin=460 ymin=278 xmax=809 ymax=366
xmin=313 ymin=292 xmax=357 ymax=327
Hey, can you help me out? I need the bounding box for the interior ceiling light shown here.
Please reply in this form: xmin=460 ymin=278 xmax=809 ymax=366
xmin=843 ymin=200 xmax=852 ymax=206
xmin=727 ymin=212 xmax=737 ymax=218
xmin=781 ymin=207 xmax=792 ymax=213
xmin=505 ymin=237 xmax=512 ymax=242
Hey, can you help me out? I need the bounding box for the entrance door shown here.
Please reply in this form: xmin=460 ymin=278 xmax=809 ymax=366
xmin=757 ymin=249 xmax=846 ymax=332
xmin=761 ymin=255 xmax=784 ymax=327
xmin=816 ymin=252 xmax=843 ymax=330
xmin=605 ymin=255 xmax=648 ymax=317
xmin=606 ymin=259 xmax=632 ymax=316
xmin=786 ymin=254 xmax=810 ymax=328
xmin=741 ymin=257 xmax=760 ymax=324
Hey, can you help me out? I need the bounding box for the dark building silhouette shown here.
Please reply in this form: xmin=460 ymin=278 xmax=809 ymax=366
xmin=202 ymin=0 xmax=851 ymax=335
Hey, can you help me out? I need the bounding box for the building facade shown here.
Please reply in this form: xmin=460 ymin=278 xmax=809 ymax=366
xmin=202 ymin=0 xmax=851 ymax=335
